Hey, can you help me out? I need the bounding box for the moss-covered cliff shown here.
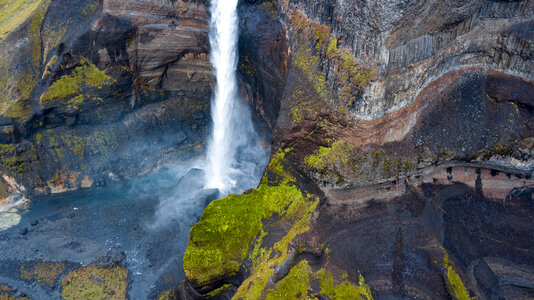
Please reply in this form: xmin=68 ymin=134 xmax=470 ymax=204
xmin=1 ymin=0 xmax=533 ymax=298
xmin=182 ymin=0 xmax=534 ymax=299
xmin=0 ymin=0 xmax=215 ymax=209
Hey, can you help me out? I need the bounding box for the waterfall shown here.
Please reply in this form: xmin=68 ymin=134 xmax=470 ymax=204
xmin=205 ymin=0 xmax=268 ymax=194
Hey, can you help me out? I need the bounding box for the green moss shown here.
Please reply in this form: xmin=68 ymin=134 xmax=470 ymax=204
xmin=0 ymin=143 xmax=36 ymax=177
xmin=0 ymin=179 xmax=10 ymax=199
xmin=42 ymin=55 xmax=59 ymax=79
xmin=3 ymin=98 xmax=31 ymax=120
xmin=20 ymin=262 xmax=65 ymax=287
xmin=50 ymin=170 xmax=61 ymax=185
xmin=0 ymin=0 xmax=49 ymax=121
xmin=184 ymin=148 xmax=317 ymax=291
xmin=2 ymin=72 xmax=37 ymax=121
xmin=442 ymin=251 xmax=474 ymax=300
xmin=157 ymin=289 xmax=180 ymax=300
xmin=289 ymin=9 xmax=375 ymax=116
xmin=305 ymin=139 xmax=417 ymax=185
xmin=439 ymin=150 xmax=456 ymax=160
xmin=184 ymin=180 xmax=310 ymax=286
xmin=184 ymin=146 xmax=377 ymax=298
xmin=60 ymin=265 xmax=128 ymax=300
xmin=0 ymin=0 xmax=44 ymax=40
xmin=305 ymin=140 xmax=355 ymax=169
xmin=40 ymin=58 xmax=114 ymax=106
xmin=317 ymin=270 xmax=373 ymax=299
xmin=266 ymin=260 xmax=311 ymax=299
xmin=82 ymin=1 xmax=100 ymax=16
xmin=261 ymin=259 xmax=373 ymax=300
xmin=29 ymin=3 xmax=47 ymax=69
xmin=35 ymin=133 xmax=43 ymax=145
xmin=0 ymin=283 xmax=29 ymax=299
xmin=240 ymin=56 xmax=256 ymax=77
xmin=260 ymin=0 xmax=277 ymax=18
xmin=206 ymin=283 xmax=232 ymax=298
xmin=326 ymin=38 xmax=337 ymax=56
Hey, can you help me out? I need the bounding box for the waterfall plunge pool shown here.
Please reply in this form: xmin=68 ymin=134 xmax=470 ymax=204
xmin=0 ymin=163 xmax=215 ymax=299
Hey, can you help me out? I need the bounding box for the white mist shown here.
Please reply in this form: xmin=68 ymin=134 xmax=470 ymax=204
xmin=205 ymin=0 xmax=269 ymax=194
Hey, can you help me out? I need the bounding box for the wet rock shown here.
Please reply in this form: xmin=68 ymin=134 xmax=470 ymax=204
xmin=97 ymin=249 xmax=127 ymax=266
xmin=0 ymin=0 xmax=216 ymax=198
xmin=199 ymin=188 xmax=220 ymax=207
xmin=30 ymin=220 xmax=39 ymax=227
xmin=18 ymin=228 xmax=28 ymax=236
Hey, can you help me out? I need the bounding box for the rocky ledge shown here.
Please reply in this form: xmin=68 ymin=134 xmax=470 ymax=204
xmin=181 ymin=0 xmax=534 ymax=299
xmin=0 ymin=0 xmax=215 ymax=211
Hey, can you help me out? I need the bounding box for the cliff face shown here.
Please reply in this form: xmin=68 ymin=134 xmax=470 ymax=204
xmin=0 ymin=0 xmax=215 ymax=209
xmin=1 ymin=0 xmax=534 ymax=298
xmin=277 ymin=0 xmax=534 ymax=119
xmin=183 ymin=0 xmax=534 ymax=299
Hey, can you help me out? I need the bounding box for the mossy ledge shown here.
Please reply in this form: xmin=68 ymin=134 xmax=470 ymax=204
xmin=183 ymin=148 xmax=374 ymax=299
xmin=304 ymin=139 xmax=416 ymax=187
xmin=183 ymin=148 xmax=311 ymax=289
xmin=40 ymin=58 xmax=114 ymax=109
xmin=60 ymin=264 xmax=129 ymax=300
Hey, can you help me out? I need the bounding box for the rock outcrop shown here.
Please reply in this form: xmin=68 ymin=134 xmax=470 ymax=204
xmin=2 ymin=0 xmax=534 ymax=298
xmin=0 ymin=0 xmax=215 ymax=206
xmin=182 ymin=0 xmax=534 ymax=299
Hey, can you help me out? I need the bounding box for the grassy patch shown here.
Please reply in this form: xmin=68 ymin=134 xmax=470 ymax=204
xmin=40 ymin=58 xmax=114 ymax=107
xmin=265 ymin=260 xmax=311 ymax=299
xmin=304 ymin=139 xmax=417 ymax=185
xmin=184 ymin=148 xmax=316 ymax=288
xmin=0 ymin=284 xmax=29 ymax=299
xmin=305 ymin=140 xmax=354 ymax=169
xmin=183 ymin=178 xmax=312 ymax=286
xmin=0 ymin=143 xmax=38 ymax=177
xmin=20 ymin=262 xmax=66 ymax=287
xmin=317 ymin=269 xmax=373 ymax=299
xmin=0 ymin=0 xmax=44 ymax=40
xmin=0 ymin=1 xmax=48 ymax=120
xmin=0 ymin=179 xmax=10 ymax=199
xmin=60 ymin=264 xmax=128 ymax=300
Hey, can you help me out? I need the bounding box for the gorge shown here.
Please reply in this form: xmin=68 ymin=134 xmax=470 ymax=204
xmin=0 ymin=0 xmax=533 ymax=299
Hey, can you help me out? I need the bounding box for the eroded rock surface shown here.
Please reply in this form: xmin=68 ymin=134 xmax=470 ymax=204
xmin=0 ymin=0 xmax=213 ymax=206
xmin=182 ymin=0 xmax=534 ymax=299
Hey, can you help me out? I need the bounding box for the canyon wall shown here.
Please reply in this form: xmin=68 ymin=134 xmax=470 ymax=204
xmin=182 ymin=0 xmax=534 ymax=299
xmin=0 ymin=0 xmax=214 ymax=209
xmin=1 ymin=0 xmax=533 ymax=298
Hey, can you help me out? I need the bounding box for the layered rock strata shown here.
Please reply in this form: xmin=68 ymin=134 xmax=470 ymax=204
xmin=0 ymin=0 xmax=214 ymax=208
xmin=182 ymin=0 xmax=534 ymax=299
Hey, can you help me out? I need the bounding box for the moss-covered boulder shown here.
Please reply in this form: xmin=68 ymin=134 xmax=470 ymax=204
xmin=183 ymin=148 xmax=376 ymax=299
xmin=60 ymin=264 xmax=129 ymax=300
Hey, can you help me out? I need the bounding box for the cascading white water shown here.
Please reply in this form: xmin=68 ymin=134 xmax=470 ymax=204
xmin=205 ymin=0 xmax=268 ymax=194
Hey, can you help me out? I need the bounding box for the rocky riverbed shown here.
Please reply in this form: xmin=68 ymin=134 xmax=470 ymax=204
xmin=0 ymin=164 xmax=216 ymax=299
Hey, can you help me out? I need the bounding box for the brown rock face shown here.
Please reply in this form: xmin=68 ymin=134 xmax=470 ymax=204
xmin=316 ymin=163 xmax=534 ymax=299
xmin=275 ymin=0 xmax=534 ymax=119
xmin=0 ymin=0 xmax=218 ymax=200
xmin=179 ymin=1 xmax=534 ymax=299
xmin=104 ymin=0 xmax=212 ymax=96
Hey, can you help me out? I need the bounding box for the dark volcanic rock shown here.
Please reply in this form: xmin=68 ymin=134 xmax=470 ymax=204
xmin=182 ymin=1 xmax=534 ymax=299
xmin=18 ymin=228 xmax=28 ymax=236
xmin=317 ymin=163 xmax=534 ymax=299
xmin=237 ymin=1 xmax=289 ymax=139
xmin=0 ymin=0 xmax=216 ymax=202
